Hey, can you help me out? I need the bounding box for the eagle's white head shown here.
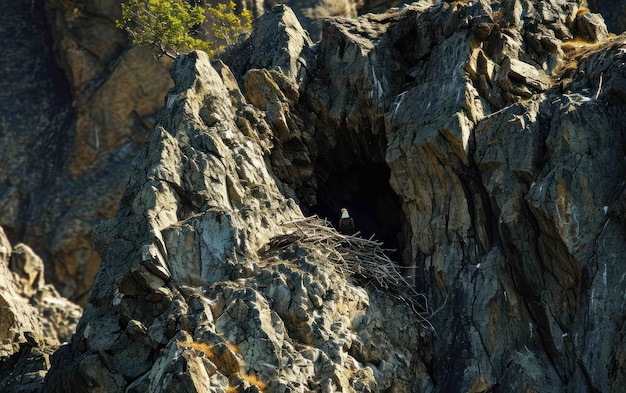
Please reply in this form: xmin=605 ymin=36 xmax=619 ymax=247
xmin=341 ymin=208 xmax=350 ymax=219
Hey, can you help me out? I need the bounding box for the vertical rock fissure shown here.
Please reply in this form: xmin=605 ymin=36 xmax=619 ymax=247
xmin=456 ymin=164 xmax=499 ymax=257
xmin=499 ymin=195 xmax=579 ymax=383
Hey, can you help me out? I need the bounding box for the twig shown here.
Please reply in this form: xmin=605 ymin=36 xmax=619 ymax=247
xmin=595 ymin=72 xmax=603 ymax=100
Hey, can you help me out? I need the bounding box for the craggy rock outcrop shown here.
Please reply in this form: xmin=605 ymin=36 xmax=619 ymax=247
xmin=0 ymin=226 xmax=82 ymax=392
xmin=7 ymin=1 xmax=626 ymax=392
xmin=0 ymin=0 xmax=612 ymax=311
xmin=0 ymin=227 xmax=45 ymax=362
xmin=269 ymin=0 xmax=362 ymax=39
xmin=45 ymin=43 xmax=428 ymax=392
xmin=262 ymin=1 xmax=625 ymax=392
xmin=0 ymin=0 xmax=399 ymax=308
xmin=41 ymin=2 xmax=626 ymax=392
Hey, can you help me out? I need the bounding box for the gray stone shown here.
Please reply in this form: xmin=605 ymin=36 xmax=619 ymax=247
xmin=2 ymin=1 xmax=623 ymax=393
xmin=0 ymin=227 xmax=82 ymax=392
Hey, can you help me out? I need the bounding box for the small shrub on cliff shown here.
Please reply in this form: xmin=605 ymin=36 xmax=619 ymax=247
xmin=205 ymin=1 xmax=252 ymax=54
xmin=116 ymin=0 xmax=251 ymax=58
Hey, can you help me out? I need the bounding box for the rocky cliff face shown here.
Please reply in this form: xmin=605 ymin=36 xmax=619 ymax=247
xmin=3 ymin=0 xmax=626 ymax=392
xmin=43 ymin=43 xmax=430 ymax=392
xmin=0 ymin=0 xmax=399 ymax=308
xmin=0 ymin=0 xmax=174 ymax=305
xmin=38 ymin=1 xmax=626 ymax=392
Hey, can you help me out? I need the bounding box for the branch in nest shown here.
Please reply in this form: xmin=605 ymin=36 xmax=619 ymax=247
xmin=270 ymin=216 xmax=435 ymax=331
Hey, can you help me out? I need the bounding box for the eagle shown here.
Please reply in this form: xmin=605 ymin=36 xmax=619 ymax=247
xmin=338 ymin=208 xmax=355 ymax=235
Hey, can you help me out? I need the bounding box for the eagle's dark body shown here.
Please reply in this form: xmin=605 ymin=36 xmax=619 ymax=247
xmin=339 ymin=208 xmax=355 ymax=235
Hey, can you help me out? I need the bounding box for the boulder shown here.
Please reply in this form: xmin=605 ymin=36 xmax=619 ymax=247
xmin=573 ymin=8 xmax=610 ymax=42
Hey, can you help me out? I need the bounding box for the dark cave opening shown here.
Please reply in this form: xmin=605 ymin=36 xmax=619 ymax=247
xmin=310 ymin=161 xmax=404 ymax=263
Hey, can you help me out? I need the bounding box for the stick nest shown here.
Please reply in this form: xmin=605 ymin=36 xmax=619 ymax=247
xmin=260 ymin=216 xmax=433 ymax=329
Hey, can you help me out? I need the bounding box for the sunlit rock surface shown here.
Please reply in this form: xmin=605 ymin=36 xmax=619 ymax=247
xmin=2 ymin=0 xmax=626 ymax=392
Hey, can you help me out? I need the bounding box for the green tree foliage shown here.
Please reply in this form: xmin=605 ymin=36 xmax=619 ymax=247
xmin=206 ymin=1 xmax=252 ymax=54
xmin=116 ymin=0 xmax=252 ymax=59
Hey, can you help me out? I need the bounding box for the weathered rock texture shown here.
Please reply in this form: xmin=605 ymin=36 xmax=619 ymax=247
xmin=44 ymin=41 xmax=428 ymax=392
xmin=263 ymin=0 xmax=410 ymax=38
xmin=39 ymin=2 xmax=626 ymax=392
xmin=0 ymin=0 xmax=616 ymax=311
xmin=0 ymin=226 xmax=82 ymax=392
xmin=4 ymin=0 xmax=626 ymax=392
xmin=0 ymin=0 xmax=173 ymax=305
xmin=0 ymin=0 xmax=401 ymax=308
